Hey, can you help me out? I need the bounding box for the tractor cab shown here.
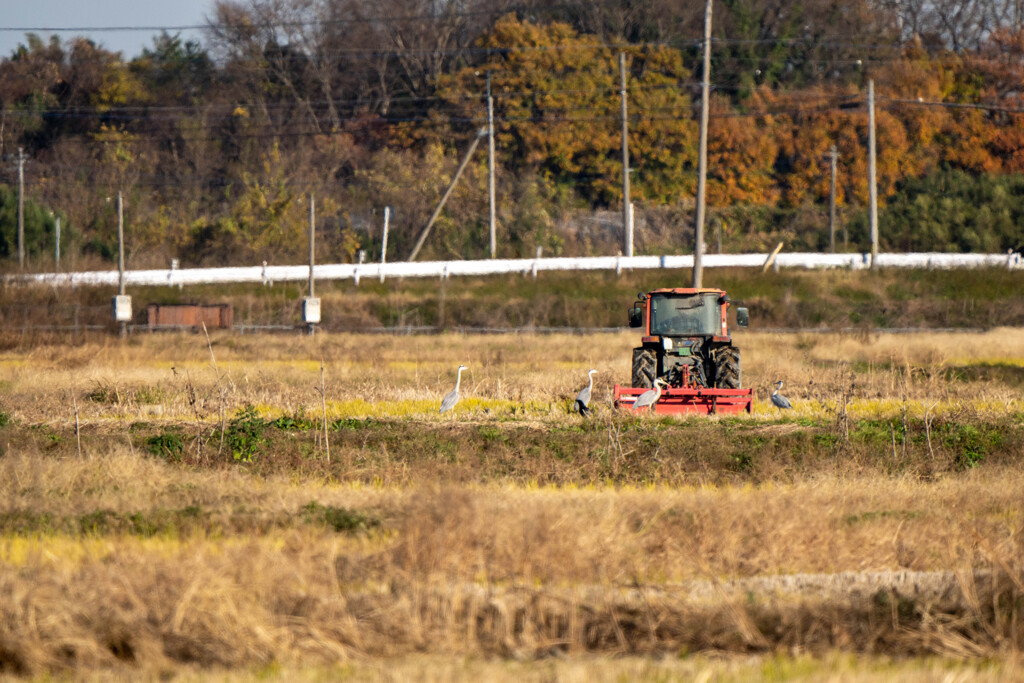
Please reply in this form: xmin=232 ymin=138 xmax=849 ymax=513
xmin=629 ymin=289 xmax=748 ymax=338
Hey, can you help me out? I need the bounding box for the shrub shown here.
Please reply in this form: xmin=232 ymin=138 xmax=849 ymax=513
xmin=227 ymin=405 xmax=267 ymax=462
xmin=145 ymin=431 xmax=184 ymax=461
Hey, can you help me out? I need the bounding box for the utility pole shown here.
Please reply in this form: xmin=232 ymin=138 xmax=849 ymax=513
xmin=380 ymin=206 xmax=390 ymax=282
xmin=117 ymin=192 xmax=125 ymax=297
xmin=619 ymin=52 xmax=632 ymax=257
xmin=828 ymin=145 xmax=838 ymax=253
xmin=693 ymin=0 xmax=713 ymax=288
xmin=487 ymin=72 xmax=497 ymax=259
xmin=867 ymin=79 xmax=879 ymax=269
xmin=115 ymin=191 xmax=129 ymax=338
xmin=308 ymin=196 xmax=315 ymax=299
xmin=304 ymin=195 xmax=320 ymax=335
xmin=16 ymin=147 xmax=26 ymax=269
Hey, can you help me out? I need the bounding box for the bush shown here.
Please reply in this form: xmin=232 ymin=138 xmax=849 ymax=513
xmin=227 ymin=405 xmax=267 ymax=462
xmin=145 ymin=431 xmax=184 ymax=461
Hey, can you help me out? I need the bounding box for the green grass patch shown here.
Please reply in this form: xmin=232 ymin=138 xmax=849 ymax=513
xmin=299 ymin=502 xmax=381 ymax=533
xmin=844 ymin=509 xmax=924 ymax=525
xmin=145 ymin=430 xmax=185 ymax=461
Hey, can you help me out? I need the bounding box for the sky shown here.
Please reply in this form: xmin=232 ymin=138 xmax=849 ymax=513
xmin=0 ymin=0 xmax=215 ymax=60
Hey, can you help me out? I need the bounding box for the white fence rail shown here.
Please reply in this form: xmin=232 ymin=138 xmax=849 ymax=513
xmin=17 ymin=251 xmax=1023 ymax=288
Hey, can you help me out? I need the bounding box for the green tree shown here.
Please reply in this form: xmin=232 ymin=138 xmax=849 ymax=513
xmin=0 ymin=185 xmax=59 ymax=264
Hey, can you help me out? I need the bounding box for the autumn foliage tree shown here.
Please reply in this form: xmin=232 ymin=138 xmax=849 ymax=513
xmin=2 ymin=4 xmax=1024 ymax=266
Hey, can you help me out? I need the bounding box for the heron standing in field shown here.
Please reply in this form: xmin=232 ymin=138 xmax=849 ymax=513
xmin=770 ymin=380 xmax=793 ymax=412
xmin=573 ymin=369 xmax=597 ymax=417
xmin=440 ymin=364 xmax=467 ymax=415
xmin=633 ymin=378 xmax=668 ymax=412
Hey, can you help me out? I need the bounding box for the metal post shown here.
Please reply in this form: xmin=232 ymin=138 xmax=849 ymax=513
xmin=117 ymin=191 xmax=126 ymax=337
xmin=626 ymin=201 xmax=634 ymax=259
xmin=55 ymin=216 xmax=60 ymax=268
xmin=619 ymin=52 xmax=632 ymax=257
xmin=487 ymin=72 xmax=497 ymax=259
xmin=117 ymin=192 xmax=125 ymax=296
xmin=693 ymin=0 xmax=713 ymax=288
xmin=308 ymin=195 xmax=315 ymax=298
xmin=307 ymin=195 xmax=317 ymax=336
xmin=17 ymin=147 xmax=26 ymax=269
xmin=868 ymin=79 xmax=879 ymax=269
xmin=380 ymin=206 xmax=390 ymax=282
xmin=829 ymin=145 xmax=838 ymax=253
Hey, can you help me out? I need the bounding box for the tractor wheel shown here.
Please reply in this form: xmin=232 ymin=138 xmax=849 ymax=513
xmin=715 ymin=347 xmax=741 ymax=389
xmin=631 ymin=348 xmax=656 ymax=388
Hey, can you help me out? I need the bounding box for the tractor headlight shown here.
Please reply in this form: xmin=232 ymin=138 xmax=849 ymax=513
xmin=662 ymin=337 xmax=673 ymax=351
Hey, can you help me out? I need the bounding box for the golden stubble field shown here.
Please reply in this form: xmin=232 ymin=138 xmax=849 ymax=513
xmin=3 ymin=327 xmax=1022 ymax=422
xmin=1 ymin=328 xmax=1023 ymax=680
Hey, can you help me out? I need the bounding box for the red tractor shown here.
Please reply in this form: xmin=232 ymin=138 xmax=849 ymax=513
xmin=613 ymin=288 xmax=753 ymax=414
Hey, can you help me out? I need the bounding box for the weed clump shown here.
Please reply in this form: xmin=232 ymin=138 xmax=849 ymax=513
xmin=227 ymin=405 xmax=267 ymax=462
xmin=300 ymin=501 xmax=380 ymax=533
xmin=145 ymin=431 xmax=184 ymax=461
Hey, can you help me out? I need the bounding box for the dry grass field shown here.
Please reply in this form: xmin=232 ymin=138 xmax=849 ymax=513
xmin=1 ymin=328 xmax=1023 ymax=680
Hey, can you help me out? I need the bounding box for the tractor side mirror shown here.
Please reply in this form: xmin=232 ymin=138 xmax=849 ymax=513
xmin=735 ymin=307 xmax=749 ymax=327
xmin=628 ymin=305 xmax=643 ymax=328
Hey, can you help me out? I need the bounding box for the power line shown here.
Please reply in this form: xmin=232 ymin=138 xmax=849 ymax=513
xmin=0 ymin=80 xmax=709 ymax=121
xmin=1 ymin=92 xmax=997 ymax=148
xmin=881 ymin=97 xmax=1024 ymax=115
xmin=1 ymin=100 xmax=870 ymax=150
xmin=0 ymin=7 xmax=515 ymax=34
xmin=0 ymin=77 xmax=870 ymax=125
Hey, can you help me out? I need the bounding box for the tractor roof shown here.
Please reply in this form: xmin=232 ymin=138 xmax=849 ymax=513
xmin=646 ymin=287 xmax=726 ymax=296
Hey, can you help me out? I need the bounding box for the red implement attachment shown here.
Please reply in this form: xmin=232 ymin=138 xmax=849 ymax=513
xmin=614 ymin=385 xmax=753 ymax=415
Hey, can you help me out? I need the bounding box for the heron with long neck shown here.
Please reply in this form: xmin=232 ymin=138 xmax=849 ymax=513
xmin=770 ymin=380 xmax=792 ymax=411
xmin=573 ymin=369 xmax=597 ymax=416
xmin=440 ymin=364 xmax=467 ymax=415
xmin=633 ymin=378 xmax=668 ymax=412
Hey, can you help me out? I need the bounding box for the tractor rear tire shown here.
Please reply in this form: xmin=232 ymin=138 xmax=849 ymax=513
xmin=631 ymin=348 xmax=656 ymax=389
xmin=715 ymin=347 xmax=741 ymax=389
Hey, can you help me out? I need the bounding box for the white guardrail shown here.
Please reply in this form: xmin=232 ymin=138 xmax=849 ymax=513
xmin=16 ymin=251 xmax=1024 ymax=288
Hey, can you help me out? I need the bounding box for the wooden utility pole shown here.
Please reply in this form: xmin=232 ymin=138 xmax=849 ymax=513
xmin=619 ymin=52 xmax=632 ymax=257
xmin=868 ymin=79 xmax=879 ymax=268
xmin=16 ymin=147 xmax=26 ymax=269
xmin=487 ymin=72 xmax=497 ymax=259
xmin=828 ymin=145 xmax=838 ymax=253
xmin=693 ymin=0 xmax=712 ymax=288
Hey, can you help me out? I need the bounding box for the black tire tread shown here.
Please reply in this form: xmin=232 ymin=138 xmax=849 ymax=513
xmin=715 ymin=347 xmax=741 ymax=389
xmin=631 ymin=348 xmax=656 ymax=388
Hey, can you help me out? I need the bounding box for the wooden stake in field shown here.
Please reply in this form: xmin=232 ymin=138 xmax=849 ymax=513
xmin=203 ymin=321 xmax=226 ymax=457
xmin=184 ymin=370 xmax=204 ymax=463
xmin=319 ymin=359 xmax=330 ymax=464
xmin=73 ymin=393 xmax=82 ymax=457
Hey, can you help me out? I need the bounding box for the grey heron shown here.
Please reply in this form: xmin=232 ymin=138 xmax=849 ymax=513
xmin=770 ymin=380 xmax=792 ymax=411
xmin=572 ymin=369 xmax=597 ymax=417
xmin=440 ymin=364 xmax=467 ymax=415
xmin=633 ymin=378 xmax=668 ymax=412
